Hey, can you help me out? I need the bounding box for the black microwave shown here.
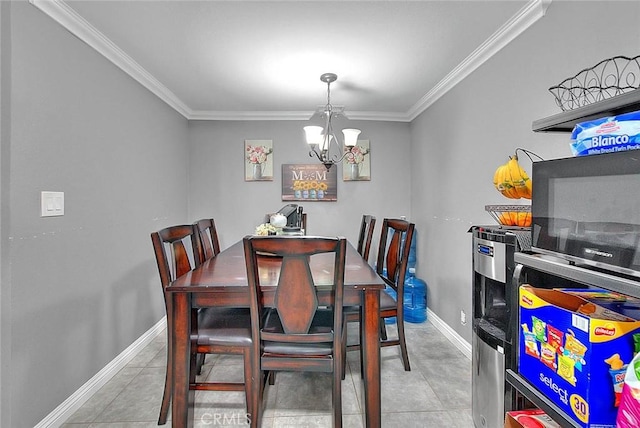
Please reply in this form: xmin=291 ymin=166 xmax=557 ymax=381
xmin=531 ymin=150 xmax=640 ymax=278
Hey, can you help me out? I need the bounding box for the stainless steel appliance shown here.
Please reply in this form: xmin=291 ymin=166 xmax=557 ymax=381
xmin=471 ymin=226 xmax=531 ymax=428
xmin=531 ymin=150 xmax=640 ymax=278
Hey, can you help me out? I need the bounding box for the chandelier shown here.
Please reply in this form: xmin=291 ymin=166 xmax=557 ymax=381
xmin=304 ymin=73 xmax=361 ymax=170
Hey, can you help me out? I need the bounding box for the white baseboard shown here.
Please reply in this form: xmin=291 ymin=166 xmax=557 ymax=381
xmin=34 ymin=317 xmax=167 ymax=428
xmin=37 ymin=310 xmax=469 ymax=427
xmin=427 ymin=308 xmax=472 ymax=360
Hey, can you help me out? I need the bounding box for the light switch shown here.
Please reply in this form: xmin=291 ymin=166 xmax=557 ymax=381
xmin=41 ymin=191 xmax=64 ymax=217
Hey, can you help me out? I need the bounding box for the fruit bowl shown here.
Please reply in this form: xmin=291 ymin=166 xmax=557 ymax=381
xmin=485 ymin=205 xmax=531 ymax=227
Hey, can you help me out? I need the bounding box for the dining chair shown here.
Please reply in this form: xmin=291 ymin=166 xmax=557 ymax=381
xmin=375 ymin=218 xmax=415 ymax=370
xmin=151 ymin=225 xmax=254 ymax=425
xmin=345 ymin=218 xmax=415 ymax=372
xmin=194 ymin=218 xmax=221 ymax=263
xmin=356 ymin=214 xmax=376 ymax=263
xmin=243 ymin=235 xmax=347 ymax=428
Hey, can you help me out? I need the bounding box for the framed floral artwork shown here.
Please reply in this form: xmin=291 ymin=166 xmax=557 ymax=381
xmin=343 ymin=140 xmax=370 ymax=181
xmin=245 ymin=140 xmax=273 ymax=181
xmin=282 ymin=164 xmax=337 ymax=201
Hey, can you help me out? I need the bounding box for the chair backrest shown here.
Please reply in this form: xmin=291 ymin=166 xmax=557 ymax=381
xmin=151 ymin=224 xmax=201 ymax=290
xmin=356 ymin=215 xmax=376 ymax=262
xmin=243 ymin=235 xmax=347 ymax=346
xmin=376 ymin=218 xmax=415 ymax=296
xmin=194 ymin=218 xmax=221 ymax=264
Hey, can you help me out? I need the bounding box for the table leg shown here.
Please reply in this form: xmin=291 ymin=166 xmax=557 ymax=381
xmin=171 ymin=292 xmax=194 ymax=427
xmin=360 ymin=288 xmax=381 ymax=428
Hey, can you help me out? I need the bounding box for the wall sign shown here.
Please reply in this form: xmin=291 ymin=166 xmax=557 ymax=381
xmin=245 ymin=140 xmax=273 ymax=181
xmin=343 ymin=139 xmax=370 ymax=181
xmin=282 ymin=164 xmax=337 ymax=201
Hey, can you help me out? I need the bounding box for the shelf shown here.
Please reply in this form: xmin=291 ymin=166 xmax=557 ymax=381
xmin=506 ymin=370 xmax=582 ymax=428
xmin=514 ymin=252 xmax=640 ymax=299
xmin=532 ymin=88 xmax=640 ymax=133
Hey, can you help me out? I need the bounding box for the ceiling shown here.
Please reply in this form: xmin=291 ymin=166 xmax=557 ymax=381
xmin=32 ymin=0 xmax=547 ymax=121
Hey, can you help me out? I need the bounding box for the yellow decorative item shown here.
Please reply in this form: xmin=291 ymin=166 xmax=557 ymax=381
xmin=493 ymin=148 xmax=540 ymax=200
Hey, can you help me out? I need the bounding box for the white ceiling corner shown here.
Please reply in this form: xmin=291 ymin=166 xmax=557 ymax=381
xmin=29 ymin=0 xmax=551 ymax=122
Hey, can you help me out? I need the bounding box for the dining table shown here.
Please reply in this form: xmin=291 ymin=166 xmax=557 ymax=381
xmin=166 ymin=238 xmax=385 ymax=427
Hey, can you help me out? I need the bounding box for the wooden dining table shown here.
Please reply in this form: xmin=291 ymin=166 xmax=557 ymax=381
xmin=166 ymin=238 xmax=385 ymax=427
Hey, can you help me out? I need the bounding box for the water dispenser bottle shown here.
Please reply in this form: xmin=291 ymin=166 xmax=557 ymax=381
xmin=403 ymin=268 xmax=427 ymax=323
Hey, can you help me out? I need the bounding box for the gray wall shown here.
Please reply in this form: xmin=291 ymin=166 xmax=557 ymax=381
xmin=3 ymin=3 xmax=189 ymax=426
xmin=410 ymin=0 xmax=640 ymax=343
xmin=0 ymin=2 xmax=10 ymax=425
xmin=187 ymin=118 xmax=411 ymax=253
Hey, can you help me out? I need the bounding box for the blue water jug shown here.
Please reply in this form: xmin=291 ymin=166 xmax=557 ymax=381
xmin=403 ymin=268 xmax=427 ymax=323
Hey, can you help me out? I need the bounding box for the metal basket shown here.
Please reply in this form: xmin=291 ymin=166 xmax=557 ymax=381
xmin=485 ymin=205 xmax=531 ymax=226
xmin=549 ymin=55 xmax=640 ymax=111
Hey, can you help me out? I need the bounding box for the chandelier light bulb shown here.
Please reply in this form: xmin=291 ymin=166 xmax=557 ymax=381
xmin=342 ymin=129 xmax=361 ymax=147
xmin=304 ymin=126 xmax=324 ymax=147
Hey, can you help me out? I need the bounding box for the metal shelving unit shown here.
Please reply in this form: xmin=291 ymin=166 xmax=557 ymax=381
xmin=532 ymin=88 xmax=640 ymax=133
xmin=508 ymin=252 xmax=640 ymax=427
xmin=505 ymin=91 xmax=640 ymax=426
xmin=505 ymin=369 xmax=582 ymax=428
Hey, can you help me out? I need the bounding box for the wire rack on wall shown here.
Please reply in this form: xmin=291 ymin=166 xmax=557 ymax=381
xmin=549 ymin=55 xmax=640 ymax=111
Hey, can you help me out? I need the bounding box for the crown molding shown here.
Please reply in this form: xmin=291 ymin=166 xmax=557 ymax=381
xmin=29 ymin=0 xmax=193 ymax=119
xmin=30 ymin=0 xmax=550 ymax=123
xmin=188 ymin=110 xmax=315 ymax=121
xmin=346 ymin=111 xmax=412 ymax=122
xmin=406 ymin=0 xmax=551 ymax=121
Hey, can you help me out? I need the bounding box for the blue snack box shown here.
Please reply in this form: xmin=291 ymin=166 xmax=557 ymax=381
xmin=519 ymin=285 xmax=640 ymax=428
xmin=561 ymin=289 xmax=640 ymax=321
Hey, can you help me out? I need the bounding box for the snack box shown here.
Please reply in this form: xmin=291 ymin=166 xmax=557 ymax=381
xmin=519 ymin=285 xmax=640 ymax=428
xmin=561 ymin=288 xmax=640 ymax=322
xmin=504 ymin=409 xmax=561 ymax=428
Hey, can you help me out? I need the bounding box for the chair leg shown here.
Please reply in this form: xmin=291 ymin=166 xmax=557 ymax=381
xmin=397 ymin=319 xmax=411 ymax=371
xmin=158 ymin=328 xmax=172 ymax=425
xmin=196 ymin=353 xmax=205 ymax=375
xmin=333 ymin=361 xmax=343 ymax=428
xmin=341 ymin=322 xmax=348 ymax=380
xmin=242 ymin=348 xmax=254 ymax=423
xmin=359 ymin=320 xmax=365 ymax=379
xmin=341 ymin=343 xmax=347 ymax=380
xmin=380 ymin=320 xmax=388 ymax=341
xmin=248 ymin=350 xmax=262 ymax=428
xmin=333 ymin=367 xmax=342 ymax=428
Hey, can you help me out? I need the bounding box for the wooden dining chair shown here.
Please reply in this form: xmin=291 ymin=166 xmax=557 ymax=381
xmin=345 ymin=218 xmax=415 ymax=372
xmin=151 ymin=225 xmax=254 ymax=425
xmin=356 ymin=214 xmax=376 ymax=263
xmin=194 ymin=218 xmax=221 ymax=263
xmin=343 ymin=214 xmax=375 ymax=375
xmin=243 ymin=235 xmax=347 ymax=428
xmin=375 ymin=218 xmax=415 ymax=370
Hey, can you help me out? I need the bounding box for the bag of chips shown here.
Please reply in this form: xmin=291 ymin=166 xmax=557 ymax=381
xmin=616 ymin=352 xmax=640 ymax=428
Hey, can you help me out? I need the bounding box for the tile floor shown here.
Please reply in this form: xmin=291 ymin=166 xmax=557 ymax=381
xmin=61 ymin=320 xmax=473 ymax=427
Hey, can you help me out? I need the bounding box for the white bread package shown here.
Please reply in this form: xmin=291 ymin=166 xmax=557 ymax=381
xmin=570 ymin=110 xmax=640 ymax=156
